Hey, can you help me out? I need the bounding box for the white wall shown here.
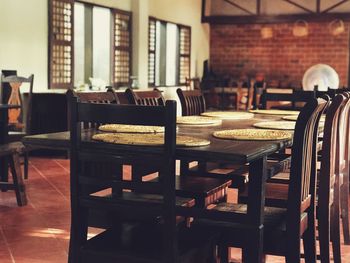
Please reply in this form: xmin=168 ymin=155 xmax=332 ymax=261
xmin=0 ymin=0 xmax=209 ymax=95
xmin=0 ymin=0 xmax=48 ymax=91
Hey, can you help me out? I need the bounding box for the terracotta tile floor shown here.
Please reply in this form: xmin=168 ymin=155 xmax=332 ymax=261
xmin=0 ymin=157 xmax=349 ymax=262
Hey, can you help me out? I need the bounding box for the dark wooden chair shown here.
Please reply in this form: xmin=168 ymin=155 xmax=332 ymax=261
xmin=248 ymin=94 xmax=345 ymax=262
xmin=191 ymin=97 xmax=327 ymax=262
xmin=317 ymin=94 xmax=347 ymax=263
xmin=67 ymin=91 xmax=217 ymax=263
xmin=125 ymin=88 xmax=231 ymax=207
xmin=339 ymin=92 xmax=350 ymax=245
xmin=125 ymin=88 xmax=165 ymax=106
xmin=176 ymin=88 xmax=206 ymax=116
xmin=0 ymin=74 xmax=34 ymax=179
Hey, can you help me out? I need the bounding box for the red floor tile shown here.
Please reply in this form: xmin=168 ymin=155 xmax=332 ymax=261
xmin=0 ymin=157 xmax=349 ymax=262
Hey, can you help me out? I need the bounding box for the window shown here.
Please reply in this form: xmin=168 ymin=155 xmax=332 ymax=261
xmin=49 ymin=0 xmax=131 ymax=89
xmin=148 ymin=17 xmax=191 ymax=87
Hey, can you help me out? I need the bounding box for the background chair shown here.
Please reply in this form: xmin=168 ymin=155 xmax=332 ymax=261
xmin=0 ymin=74 xmax=34 ymax=179
xmin=67 ymin=91 xmax=217 ymax=262
xmin=125 ymin=88 xmax=231 ymax=207
xmin=192 ymin=97 xmax=327 ymax=262
xmin=125 ymin=88 xmax=165 ymax=106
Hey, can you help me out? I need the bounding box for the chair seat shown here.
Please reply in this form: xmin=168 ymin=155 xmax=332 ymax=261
xmin=0 ymin=141 xmax=25 ymax=157
xmin=80 ymin=222 xmax=217 ymax=263
xmin=239 ymin=182 xmax=289 ymax=208
xmin=150 ymin=175 xmax=231 ymax=207
xmin=192 ymin=203 xmax=308 ymax=254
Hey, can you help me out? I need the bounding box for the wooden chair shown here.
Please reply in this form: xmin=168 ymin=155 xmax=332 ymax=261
xmin=192 ymin=97 xmax=328 ymax=262
xmin=125 ymin=88 xmax=231 ymax=207
xmin=67 ymin=91 xmax=217 ymax=263
xmin=317 ymin=94 xmax=347 ymax=263
xmin=0 ymin=74 xmax=34 ymax=179
xmin=176 ymin=88 xmax=206 ymax=116
xmin=247 ymin=94 xmax=345 ymax=262
xmin=339 ymin=92 xmax=350 ymax=245
xmin=125 ymin=88 xmax=165 ymax=106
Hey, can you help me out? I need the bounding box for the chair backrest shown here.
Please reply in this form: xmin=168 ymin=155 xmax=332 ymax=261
xmin=1 ymin=70 xmax=17 ymax=104
xmin=0 ymin=74 xmax=34 ymax=133
xmin=176 ymin=88 xmax=206 ymax=116
xmin=68 ymin=89 xmax=178 ymax=261
xmin=260 ymin=89 xmax=316 ymax=110
xmin=286 ymin=97 xmax=328 ymax=235
xmin=67 ymin=89 xmax=120 ymax=129
xmin=125 ymin=88 xmax=165 ymax=106
xmin=318 ymin=94 xmax=347 ymax=218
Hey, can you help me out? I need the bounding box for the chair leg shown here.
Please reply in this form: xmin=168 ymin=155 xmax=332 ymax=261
xmin=340 ymin=175 xmax=350 ymax=244
xmin=331 ymin=183 xmax=341 ymax=263
xmin=285 ymin=240 xmax=301 ymax=263
xmin=24 ymin=152 xmax=29 ymax=180
xmin=218 ymin=244 xmax=229 ymax=263
xmin=8 ymin=153 xmax=27 ymax=206
xmin=303 ymin=222 xmax=317 ymax=263
xmin=318 ymin=208 xmax=331 ymax=263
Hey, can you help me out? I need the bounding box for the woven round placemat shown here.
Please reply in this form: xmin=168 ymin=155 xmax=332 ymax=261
xmin=92 ymin=133 xmax=210 ymax=147
xmin=283 ymin=115 xmax=326 ymax=122
xmin=282 ymin=115 xmax=298 ymax=121
xmin=253 ymin=121 xmax=296 ymax=130
xmin=249 ymin=109 xmax=300 ymax=115
xmin=177 ymin=116 xmax=222 ymax=126
xmin=213 ymin=129 xmax=292 ymax=141
xmin=201 ymin=111 xmax=254 ymax=120
xmin=98 ymin=124 xmax=164 ymax=133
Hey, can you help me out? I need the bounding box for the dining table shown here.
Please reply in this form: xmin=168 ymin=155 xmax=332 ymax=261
xmin=22 ymin=112 xmax=294 ymax=262
xmin=0 ymin=104 xmax=21 ymax=182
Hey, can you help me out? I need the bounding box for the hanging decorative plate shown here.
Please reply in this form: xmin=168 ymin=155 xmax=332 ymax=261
xmin=213 ymin=129 xmax=292 ymax=141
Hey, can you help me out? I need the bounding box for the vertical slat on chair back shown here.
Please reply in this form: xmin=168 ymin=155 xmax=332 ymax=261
xmin=287 ymin=97 xmax=328 ymax=231
xmin=318 ymin=94 xmax=347 ymax=219
xmin=176 ymin=88 xmax=206 ymax=116
xmin=68 ymin=89 xmax=178 ymax=260
xmin=125 ymin=88 xmax=165 ymax=106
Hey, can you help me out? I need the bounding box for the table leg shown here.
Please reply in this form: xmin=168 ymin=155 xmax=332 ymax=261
xmin=242 ymin=157 xmax=267 ymax=263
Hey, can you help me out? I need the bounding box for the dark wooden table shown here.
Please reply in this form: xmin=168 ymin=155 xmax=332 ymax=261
xmin=22 ymin=114 xmax=293 ymax=262
xmin=0 ymin=104 xmax=21 ymax=182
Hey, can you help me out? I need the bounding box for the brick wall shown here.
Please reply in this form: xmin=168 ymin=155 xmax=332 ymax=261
xmin=210 ymin=22 xmax=349 ymax=87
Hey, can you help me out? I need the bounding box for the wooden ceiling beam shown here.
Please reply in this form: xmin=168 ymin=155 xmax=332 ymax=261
xmin=322 ymin=0 xmax=349 ymax=13
xmin=282 ymin=0 xmax=314 ymax=13
xmin=203 ymin=13 xmax=350 ymax=24
xmin=223 ymin=0 xmax=255 ymax=15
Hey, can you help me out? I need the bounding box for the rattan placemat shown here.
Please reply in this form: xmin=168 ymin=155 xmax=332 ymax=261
xmin=201 ymin=111 xmax=254 ymax=120
xmin=92 ymin=133 xmax=210 ymax=147
xmin=249 ymin=109 xmax=300 ymax=115
xmin=253 ymin=121 xmax=296 ymax=130
xmin=282 ymin=115 xmax=326 ymax=122
xmin=282 ymin=115 xmax=298 ymax=121
xmin=98 ymin=124 xmax=164 ymax=133
xmin=177 ymin=116 xmax=222 ymax=126
xmin=213 ymin=129 xmax=292 ymax=141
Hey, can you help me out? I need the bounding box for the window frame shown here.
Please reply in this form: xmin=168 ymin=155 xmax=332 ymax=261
xmin=148 ymin=16 xmax=191 ymax=88
xmin=48 ymin=0 xmax=132 ymax=89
